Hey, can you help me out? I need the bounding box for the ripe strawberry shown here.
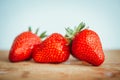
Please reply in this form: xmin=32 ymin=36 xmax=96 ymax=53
xmin=9 ymin=27 xmax=46 ymax=62
xmin=32 ymin=33 xmax=70 ymax=63
xmin=65 ymin=22 xmax=105 ymax=66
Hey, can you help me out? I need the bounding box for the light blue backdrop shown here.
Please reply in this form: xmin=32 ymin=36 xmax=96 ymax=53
xmin=0 ymin=0 xmax=120 ymax=50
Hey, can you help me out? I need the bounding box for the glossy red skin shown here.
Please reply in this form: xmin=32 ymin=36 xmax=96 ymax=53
xmin=32 ymin=33 xmax=70 ymax=63
xmin=9 ymin=31 xmax=41 ymax=62
xmin=72 ymin=29 xmax=105 ymax=66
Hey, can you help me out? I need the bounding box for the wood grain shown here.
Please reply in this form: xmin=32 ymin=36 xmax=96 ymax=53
xmin=0 ymin=50 xmax=120 ymax=80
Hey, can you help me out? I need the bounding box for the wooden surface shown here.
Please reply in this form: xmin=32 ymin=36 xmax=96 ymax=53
xmin=0 ymin=50 xmax=120 ymax=80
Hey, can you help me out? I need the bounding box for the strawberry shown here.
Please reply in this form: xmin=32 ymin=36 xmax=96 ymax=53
xmin=65 ymin=22 xmax=105 ymax=66
xmin=9 ymin=27 xmax=46 ymax=62
xmin=32 ymin=33 xmax=70 ymax=63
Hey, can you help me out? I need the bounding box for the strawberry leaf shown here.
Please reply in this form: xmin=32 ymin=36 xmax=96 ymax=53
xmin=40 ymin=31 xmax=47 ymax=39
xmin=35 ymin=28 xmax=39 ymax=34
xmin=28 ymin=27 xmax=32 ymax=32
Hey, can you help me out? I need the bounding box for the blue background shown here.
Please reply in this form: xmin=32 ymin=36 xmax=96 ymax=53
xmin=0 ymin=0 xmax=120 ymax=50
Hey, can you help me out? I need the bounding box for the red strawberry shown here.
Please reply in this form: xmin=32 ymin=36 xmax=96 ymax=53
xmin=65 ymin=22 xmax=105 ymax=66
xmin=9 ymin=27 xmax=46 ymax=62
xmin=32 ymin=33 xmax=70 ymax=63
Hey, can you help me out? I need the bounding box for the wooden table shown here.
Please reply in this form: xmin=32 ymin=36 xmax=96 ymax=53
xmin=0 ymin=50 xmax=120 ymax=80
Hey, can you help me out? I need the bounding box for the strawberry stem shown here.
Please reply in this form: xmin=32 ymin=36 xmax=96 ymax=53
xmin=65 ymin=22 xmax=86 ymax=43
xmin=75 ymin=22 xmax=85 ymax=34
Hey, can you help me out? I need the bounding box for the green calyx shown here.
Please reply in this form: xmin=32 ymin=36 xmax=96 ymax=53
xmin=28 ymin=26 xmax=47 ymax=39
xmin=39 ymin=31 xmax=47 ymax=39
xmin=28 ymin=27 xmax=32 ymax=32
xmin=65 ymin=22 xmax=85 ymax=41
